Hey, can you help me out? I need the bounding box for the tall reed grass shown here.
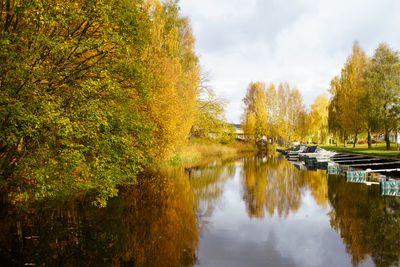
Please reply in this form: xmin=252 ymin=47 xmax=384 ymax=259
xmin=163 ymin=139 xmax=257 ymax=167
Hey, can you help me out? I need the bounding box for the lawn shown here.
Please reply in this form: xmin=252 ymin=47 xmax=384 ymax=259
xmin=320 ymin=143 xmax=400 ymax=158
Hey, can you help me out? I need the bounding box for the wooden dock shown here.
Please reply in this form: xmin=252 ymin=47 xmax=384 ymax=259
xmin=282 ymin=149 xmax=400 ymax=195
xmin=330 ymin=153 xmax=400 ymax=176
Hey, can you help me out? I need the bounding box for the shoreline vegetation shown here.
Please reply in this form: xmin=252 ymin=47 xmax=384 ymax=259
xmin=2 ymin=1 xmax=399 ymax=207
xmin=0 ymin=0 xmax=244 ymax=206
xmin=240 ymin=42 xmax=400 ymax=164
xmin=0 ymin=0 xmax=262 ymax=207
xmin=159 ymin=139 xmax=258 ymax=168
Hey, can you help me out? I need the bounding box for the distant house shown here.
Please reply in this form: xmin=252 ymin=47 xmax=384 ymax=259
xmin=233 ymin=124 xmax=245 ymax=140
xmin=377 ymin=132 xmax=400 ymax=143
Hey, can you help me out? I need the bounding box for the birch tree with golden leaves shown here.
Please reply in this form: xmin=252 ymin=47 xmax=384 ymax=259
xmin=338 ymin=42 xmax=368 ymax=147
xmin=310 ymin=94 xmax=330 ymax=144
xmin=144 ymin=0 xmax=200 ymax=158
xmin=242 ymin=82 xmax=269 ymax=142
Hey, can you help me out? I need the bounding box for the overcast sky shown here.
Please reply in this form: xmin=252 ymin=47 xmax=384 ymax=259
xmin=179 ymin=0 xmax=400 ymax=123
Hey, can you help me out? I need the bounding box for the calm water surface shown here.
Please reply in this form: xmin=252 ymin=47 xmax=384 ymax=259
xmin=1 ymin=154 xmax=399 ymax=266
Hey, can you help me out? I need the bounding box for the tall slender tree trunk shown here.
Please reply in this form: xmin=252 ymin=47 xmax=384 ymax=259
xmin=353 ymin=130 xmax=358 ymax=148
xmin=396 ymin=131 xmax=399 ymax=151
xmin=385 ymin=127 xmax=390 ymax=150
xmin=343 ymin=132 xmax=347 ymax=147
xmin=367 ymin=129 xmax=372 ymax=149
xmin=335 ymin=132 xmax=338 ymax=147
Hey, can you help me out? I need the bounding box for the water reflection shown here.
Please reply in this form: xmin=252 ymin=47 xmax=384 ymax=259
xmin=0 ymin=169 xmax=198 ymax=266
xmin=119 ymin=169 xmax=199 ymax=266
xmin=328 ymin=175 xmax=400 ymax=267
xmin=0 ymin=154 xmax=399 ymax=266
xmin=241 ymin=153 xmax=328 ymax=218
xmin=187 ymin=159 xmax=236 ymax=228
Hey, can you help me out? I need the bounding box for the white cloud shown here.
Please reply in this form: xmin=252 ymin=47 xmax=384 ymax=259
xmin=180 ymin=0 xmax=400 ymax=123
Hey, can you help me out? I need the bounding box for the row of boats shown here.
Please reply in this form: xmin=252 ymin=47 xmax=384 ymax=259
xmin=277 ymin=144 xmax=336 ymax=161
xmin=277 ymin=145 xmax=400 ymax=197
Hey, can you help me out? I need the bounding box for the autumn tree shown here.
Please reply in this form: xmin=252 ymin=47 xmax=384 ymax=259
xmin=363 ymin=43 xmax=400 ymax=150
xmin=144 ymin=0 xmax=200 ymax=158
xmin=191 ymin=71 xmax=235 ymax=143
xmin=309 ymin=93 xmax=330 ymax=144
xmin=275 ymin=82 xmax=308 ymax=144
xmin=241 ymin=81 xmax=309 ymax=145
xmin=265 ymin=83 xmax=279 ymax=140
xmin=242 ymin=81 xmax=269 ymax=142
xmin=296 ymin=107 xmax=311 ymax=143
xmin=329 ymin=42 xmax=400 ymax=150
xmin=0 ymin=0 xmax=202 ymax=204
xmin=337 ymin=42 xmax=368 ymax=147
xmin=0 ymin=0 xmax=161 ymax=204
xmin=328 ymin=76 xmax=343 ymax=146
xmin=360 ymin=58 xmax=382 ymax=148
xmin=276 ymin=82 xmax=290 ymax=142
xmin=287 ymin=87 xmax=306 ymax=141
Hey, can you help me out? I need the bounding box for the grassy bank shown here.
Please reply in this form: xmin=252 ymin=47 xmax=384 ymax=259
xmin=161 ymin=139 xmax=257 ymax=167
xmin=320 ymin=143 xmax=400 ymax=158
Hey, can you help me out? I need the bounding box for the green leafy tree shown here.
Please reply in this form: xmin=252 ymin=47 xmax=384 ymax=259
xmin=0 ymin=0 xmax=201 ymax=205
xmin=364 ymin=43 xmax=400 ymax=150
xmin=0 ymin=0 xmax=157 ymax=205
xmin=191 ymin=71 xmax=233 ymax=143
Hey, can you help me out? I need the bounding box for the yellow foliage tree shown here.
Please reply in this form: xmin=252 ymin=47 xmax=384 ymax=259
xmin=310 ymin=93 xmax=330 ymax=144
xmin=242 ymin=81 xmax=310 ymax=145
xmin=337 ymin=42 xmax=368 ymax=147
xmin=144 ymin=0 xmax=200 ymax=158
xmin=242 ymin=82 xmax=269 ymax=141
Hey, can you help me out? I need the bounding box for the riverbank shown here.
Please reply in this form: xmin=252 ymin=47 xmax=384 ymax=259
xmin=161 ymin=139 xmax=258 ymax=168
xmin=320 ymin=144 xmax=400 ymax=158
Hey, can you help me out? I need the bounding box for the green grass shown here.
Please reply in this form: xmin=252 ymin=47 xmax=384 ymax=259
xmin=320 ymin=143 xmax=400 ymax=158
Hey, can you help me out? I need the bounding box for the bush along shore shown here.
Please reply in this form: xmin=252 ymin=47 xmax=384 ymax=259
xmin=160 ymin=139 xmax=258 ymax=168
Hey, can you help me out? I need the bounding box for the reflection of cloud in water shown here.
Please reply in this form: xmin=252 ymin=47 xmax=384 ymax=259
xmin=194 ymin=155 xmax=376 ymax=267
xmin=198 ymin=228 xmax=298 ymax=267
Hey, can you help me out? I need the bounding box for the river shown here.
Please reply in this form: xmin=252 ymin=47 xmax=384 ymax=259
xmin=0 ymin=153 xmax=399 ymax=266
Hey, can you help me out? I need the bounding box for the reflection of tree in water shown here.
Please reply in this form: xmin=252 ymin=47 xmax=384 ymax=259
xmin=119 ymin=169 xmax=199 ymax=266
xmin=187 ymin=159 xmax=236 ymax=228
xmin=0 ymin=169 xmax=199 ymax=267
xmin=241 ymin=154 xmax=328 ymax=218
xmin=0 ymin=193 xmax=127 ymax=266
xmin=328 ymin=175 xmax=400 ymax=267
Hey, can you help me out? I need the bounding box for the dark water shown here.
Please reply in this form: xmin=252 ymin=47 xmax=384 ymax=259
xmin=1 ymin=154 xmax=399 ymax=267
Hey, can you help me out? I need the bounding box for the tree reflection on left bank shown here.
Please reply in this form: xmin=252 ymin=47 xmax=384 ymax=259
xmin=0 ymin=169 xmax=199 ymax=267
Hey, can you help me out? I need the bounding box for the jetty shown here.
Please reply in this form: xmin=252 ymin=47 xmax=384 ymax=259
xmin=277 ymin=146 xmax=400 ymax=196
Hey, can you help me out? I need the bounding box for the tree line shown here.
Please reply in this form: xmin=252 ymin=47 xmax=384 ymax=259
xmin=0 ymin=0 xmax=228 ymax=205
xmin=329 ymin=42 xmax=400 ymax=149
xmin=241 ymin=81 xmax=329 ymax=145
xmin=242 ymin=42 xmax=400 ymax=149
